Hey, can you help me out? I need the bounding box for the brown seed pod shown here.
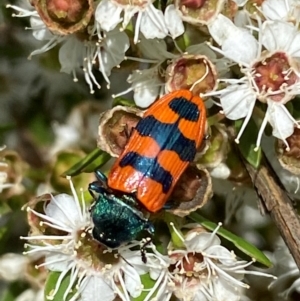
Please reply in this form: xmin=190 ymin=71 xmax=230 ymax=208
xmin=166 ymin=54 xmax=218 ymax=96
xmin=31 ymin=0 xmax=94 ymax=35
xmin=168 ymin=165 xmax=213 ymax=217
xmin=97 ymin=105 xmax=144 ymax=157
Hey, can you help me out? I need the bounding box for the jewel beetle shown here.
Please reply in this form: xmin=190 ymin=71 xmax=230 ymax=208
xmin=108 ymin=89 xmax=207 ymax=212
xmin=89 ymin=90 xmax=207 ymax=256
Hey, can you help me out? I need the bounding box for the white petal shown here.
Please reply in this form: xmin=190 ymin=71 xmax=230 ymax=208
xmin=133 ymin=82 xmax=160 ymax=108
xmin=102 ymin=30 xmax=130 ymax=75
xmin=164 ymin=5 xmax=184 ymax=39
xmin=267 ymin=102 xmax=294 ymax=140
xmin=45 ymin=194 xmax=81 ymax=228
xmin=213 ymin=278 xmax=241 ymax=301
xmin=45 ymin=253 xmax=70 ymax=271
xmin=205 ymin=245 xmax=236 ymax=265
xmin=185 ymin=232 xmax=221 ymax=251
xmin=219 ymin=84 xmax=256 ymax=120
xmin=30 ymin=16 xmax=52 ymax=41
xmin=261 ymin=0 xmax=289 ymax=20
xmin=194 ymin=290 xmax=208 ymax=301
xmin=59 ymin=37 xmax=83 ymax=74
xmin=121 ymin=250 xmax=147 ymax=274
xmin=262 ymin=21 xmax=299 ymax=54
xmin=95 ymin=0 xmax=122 ymax=31
xmin=81 ymin=276 xmax=115 ymax=301
xmin=208 ymin=14 xmax=258 ymax=65
xmin=208 ymin=14 xmax=236 ymax=46
xmin=140 ymin=7 xmax=168 ymax=40
xmin=124 ymin=265 xmax=143 ymax=298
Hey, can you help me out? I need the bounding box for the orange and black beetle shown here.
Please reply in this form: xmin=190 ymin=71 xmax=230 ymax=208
xmin=89 ymin=90 xmax=207 ymax=259
xmin=107 ymin=89 xmax=207 ymax=212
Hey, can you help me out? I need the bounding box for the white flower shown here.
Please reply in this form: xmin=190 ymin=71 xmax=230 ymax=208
xmin=207 ymin=15 xmax=300 ymax=150
xmin=57 ymin=25 xmax=129 ymax=93
xmin=113 ymin=38 xmax=176 ymax=107
xmin=0 ymin=253 xmax=29 ymax=282
xmin=95 ymin=0 xmax=168 ymax=44
xmin=164 ymin=223 xmax=275 ymax=301
xmin=7 ymin=4 xmax=129 ymax=93
xmin=23 ymin=177 xmax=144 ymax=301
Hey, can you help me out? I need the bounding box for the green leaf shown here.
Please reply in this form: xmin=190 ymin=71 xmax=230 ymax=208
xmin=189 ymin=212 xmax=272 ymax=268
xmin=44 ymin=271 xmax=77 ymax=301
xmin=62 ymin=148 xmax=111 ymax=176
xmin=235 ymin=118 xmax=262 ymax=168
xmin=132 ymin=274 xmax=156 ymax=301
xmin=112 ymin=97 xmax=136 ymax=108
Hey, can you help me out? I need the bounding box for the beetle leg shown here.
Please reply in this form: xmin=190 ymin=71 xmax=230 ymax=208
xmin=141 ymin=237 xmax=154 ymax=263
xmin=124 ymin=123 xmax=135 ymax=139
xmin=95 ymin=170 xmax=108 ymax=184
xmin=88 ymin=181 xmax=108 ymax=198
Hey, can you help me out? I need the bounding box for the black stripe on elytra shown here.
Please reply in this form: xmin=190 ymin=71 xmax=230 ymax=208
xmin=168 ymin=97 xmax=200 ymax=122
xmin=119 ymin=152 xmax=173 ymax=194
xmin=135 ymin=116 xmax=196 ymax=161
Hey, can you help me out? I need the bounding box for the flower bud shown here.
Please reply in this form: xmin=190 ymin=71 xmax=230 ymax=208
xmin=97 ymin=106 xmax=143 ymax=157
xmin=168 ymin=166 xmax=212 ymax=217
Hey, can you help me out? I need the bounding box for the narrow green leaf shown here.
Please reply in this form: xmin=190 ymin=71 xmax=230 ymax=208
xmin=189 ymin=212 xmax=272 ymax=268
xmin=112 ymin=97 xmax=136 ymax=107
xmin=44 ymin=271 xmax=77 ymax=301
xmin=235 ymin=118 xmax=262 ymax=168
xmin=62 ymin=148 xmax=111 ymax=176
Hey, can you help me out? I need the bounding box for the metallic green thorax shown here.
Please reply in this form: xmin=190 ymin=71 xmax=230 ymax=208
xmin=90 ymin=190 xmax=154 ymax=249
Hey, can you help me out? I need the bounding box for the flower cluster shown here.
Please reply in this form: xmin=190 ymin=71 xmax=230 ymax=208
xmin=21 ymin=178 xmax=274 ymax=301
xmin=3 ymin=0 xmax=300 ymax=300
xmin=6 ymin=0 xmax=300 ymax=149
